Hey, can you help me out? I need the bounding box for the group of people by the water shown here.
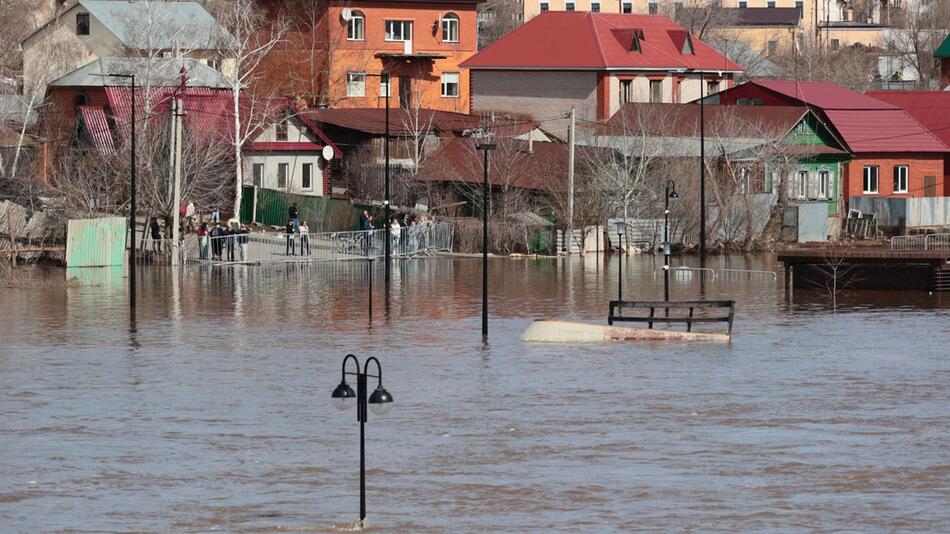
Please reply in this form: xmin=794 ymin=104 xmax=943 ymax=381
xmin=283 ymin=203 xmax=312 ymax=256
xmin=197 ymin=220 xmax=251 ymax=262
xmin=360 ymin=210 xmax=438 ymax=253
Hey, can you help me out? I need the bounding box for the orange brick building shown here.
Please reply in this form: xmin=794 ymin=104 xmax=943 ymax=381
xmin=257 ymin=0 xmax=479 ymax=112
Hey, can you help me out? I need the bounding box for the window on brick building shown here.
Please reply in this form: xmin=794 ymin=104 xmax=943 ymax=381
xmin=76 ymin=12 xmax=90 ymax=35
xmin=650 ymin=80 xmax=662 ymax=103
xmin=347 ymin=72 xmax=366 ymax=97
xmin=767 ymin=1 xmax=776 ymax=7
xmin=893 ymin=165 xmax=908 ymax=193
xmin=863 ymin=165 xmax=879 ymax=193
xmin=441 ymin=72 xmax=460 ymax=97
xmin=347 ymin=11 xmax=364 ymax=40
xmin=591 ymin=2 xmax=601 ymax=13
xmin=738 ymin=1 xmax=747 ymax=7
xmin=442 ymin=13 xmax=459 ymax=42
xmin=540 ymin=2 xmax=549 ymax=12
xmin=302 ymin=163 xmax=313 ymax=190
xmin=565 ymin=2 xmax=575 ymax=11
xmin=385 ymin=20 xmax=412 ymax=41
xmin=622 ymin=3 xmax=633 ymax=14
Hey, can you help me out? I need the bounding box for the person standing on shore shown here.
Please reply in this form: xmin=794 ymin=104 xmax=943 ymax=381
xmin=197 ymin=222 xmax=209 ymax=260
xmin=210 ymin=223 xmax=225 ymax=261
xmin=285 ymin=219 xmax=296 ymax=256
xmin=288 ymin=203 xmax=300 ymax=233
xmin=237 ymin=225 xmax=250 ymax=261
xmin=300 ymin=221 xmax=311 ymax=256
xmin=149 ymin=218 xmax=161 ymax=253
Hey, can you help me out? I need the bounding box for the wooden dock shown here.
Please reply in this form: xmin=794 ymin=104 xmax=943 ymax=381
xmin=777 ymin=247 xmax=950 ymax=292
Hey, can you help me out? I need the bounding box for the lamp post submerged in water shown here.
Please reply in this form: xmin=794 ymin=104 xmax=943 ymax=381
xmin=614 ymin=219 xmax=625 ymax=302
xmin=331 ymin=354 xmax=393 ymax=528
xmin=663 ymin=180 xmax=678 ymax=304
xmin=475 ymin=139 xmax=495 ymax=340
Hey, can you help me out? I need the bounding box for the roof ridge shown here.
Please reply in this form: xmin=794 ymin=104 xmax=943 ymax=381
xmin=588 ymin=13 xmax=609 ymax=69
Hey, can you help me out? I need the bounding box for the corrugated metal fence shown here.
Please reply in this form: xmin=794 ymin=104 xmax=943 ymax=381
xmin=240 ymin=186 xmax=361 ymax=231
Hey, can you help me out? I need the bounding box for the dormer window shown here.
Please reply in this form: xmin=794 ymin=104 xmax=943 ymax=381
xmin=682 ymin=34 xmax=694 ymax=54
xmin=629 ymin=29 xmax=644 ymax=52
xmin=76 ymin=12 xmax=90 ymax=35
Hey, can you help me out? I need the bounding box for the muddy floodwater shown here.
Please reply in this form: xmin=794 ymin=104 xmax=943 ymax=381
xmin=2 ymin=254 xmax=949 ymax=532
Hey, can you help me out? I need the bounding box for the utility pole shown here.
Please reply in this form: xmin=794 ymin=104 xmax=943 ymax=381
xmin=567 ymin=108 xmax=576 ymax=255
xmin=699 ymin=72 xmax=706 ymax=273
xmin=172 ymin=97 xmax=183 ymax=266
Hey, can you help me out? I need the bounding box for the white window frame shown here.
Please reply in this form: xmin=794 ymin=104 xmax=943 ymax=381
xmin=347 ymin=11 xmax=365 ymax=41
xmin=380 ymin=77 xmax=390 ymax=98
xmin=385 ymin=20 xmax=412 ymax=42
xmin=797 ymin=170 xmax=808 ymax=198
xmin=863 ymin=165 xmax=879 ymax=194
xmin=441 ymin=72 xmax=460 ymax=98
xmin=442 ymin=13 xmax=459 ymax=43
xmin=796 ymin=121 xmax=806 ymax=134
xmin=277 ymin=163 xmax=289 ymax=189
xmin=818 ymin=169 xmax=829 ymax=199
xmin=252 ymin=163 xmax=263 ymax=187
xmin=302 ymin=163 xmax=313 ymax=191
xmin=893 ymin=165 xmax=908 ymax=193
xmin=347 ymin=72 xmax=366 ymax=97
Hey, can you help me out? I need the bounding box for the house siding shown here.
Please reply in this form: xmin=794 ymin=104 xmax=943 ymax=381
xmin=471 ymin=70 xmax=599 ymax=124
xmin=843 ymin=154 xmax=944 ymax=201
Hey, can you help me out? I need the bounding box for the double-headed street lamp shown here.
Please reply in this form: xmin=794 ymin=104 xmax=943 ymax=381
xmin=614 ymin=219 xmax=625 ymax=302
xmin=331 ymin=354 xmax=394 ymax=528
xmin=663 ymin=180 xmax=678 ymax=303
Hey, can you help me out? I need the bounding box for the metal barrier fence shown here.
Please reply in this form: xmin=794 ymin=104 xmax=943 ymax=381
xmin=891 ymin=232 xmax=950 ymax=251
xmin=193 ymin=221 xmax=453 ymax=264
xmin=654 ymin=267 xmax=779 ymax=282
xmin=717 ymin=268 xmax=779 ymax=281
xmin=133 ymin=235 xmax=198 ymax=265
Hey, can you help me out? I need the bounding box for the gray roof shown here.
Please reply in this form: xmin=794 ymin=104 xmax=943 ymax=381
xmin=49 ymin=58 xmax=233 ymax=88
xmin=707 ymin=39 xmax=778 ymax=78
xmin=24 ymin=1 xmax=235 ymax=49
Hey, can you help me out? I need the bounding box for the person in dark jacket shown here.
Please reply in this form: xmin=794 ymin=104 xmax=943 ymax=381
xmin=285 ymin=219 xmax=296 ymax=256
xmin=149 ymin=218 xmax=161 ymax=253
xmin=210 ymin=223 xmax=225 ymax=260
xmin=225 ymin=226 xmax=235 ymax=262
xmin=288 ymin=203 xmax=300 ymax=233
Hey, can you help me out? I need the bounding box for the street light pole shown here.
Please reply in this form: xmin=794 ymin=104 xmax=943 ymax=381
xmin=664 ymin=180 xmax=678 ymax=305
xmin=331 ymin=354 xmax=393 ymax=528
xmin=615 ymin=220 xmax=625 ymax=302
xmin=699 ymin=72 xmax=706 ymax=273
xmin=383 ymin=72 xmax=391 ymax=285
xmin=97 ymin=72 xmax=137 ymax=309
xmin=476 ymin=140 xmax=495 ymax=339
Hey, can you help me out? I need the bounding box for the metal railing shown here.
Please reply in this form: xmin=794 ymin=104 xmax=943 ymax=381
xmin=891 ymin=232 xmax=950 ymax=251
xmin=133 ymin=235 xmax=198 ymax=265
xmin=193 ymin=221 xmax=454 ymax=264
xmin=717 ymin=268 xmax=778 ymax=281
xmin=654 ymin=266 xmax=716 ymax=282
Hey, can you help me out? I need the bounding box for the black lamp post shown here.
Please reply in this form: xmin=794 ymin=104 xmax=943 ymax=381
xmin=699 ymin=71 xmax=706 ymax=273
xmin=365 ymin=71 xmax=391 ymax=284
xmin=663 ymin=180 xmax=678 ymax=304
xmin=476 ymin=139 xmax=495 ymax=340
xmin=614 ymin=219 xmax=625 ymax=302
xmin=96 ymin=72 xmax=136 ymax=309
xmin=331 ymin=354 xmax=394 ymax=528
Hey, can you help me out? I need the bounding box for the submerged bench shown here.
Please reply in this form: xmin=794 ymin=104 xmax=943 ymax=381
xmin=608 ymin=299 xmax=735 ymax=335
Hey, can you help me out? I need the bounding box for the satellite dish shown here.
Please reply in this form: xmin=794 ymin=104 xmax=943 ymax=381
xmin=322 ymin=145 xmax=335 ymax=160
xmin=341 ymin=8 xmax=352 ymax=21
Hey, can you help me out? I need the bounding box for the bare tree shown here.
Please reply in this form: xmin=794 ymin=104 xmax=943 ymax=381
xmin=883 ymin=1 xmax=950 ymax=88
xmin=478 ymin=0 xmax=522 ymax=48
xmin=211 ymin=0 xmax=287 ymax=216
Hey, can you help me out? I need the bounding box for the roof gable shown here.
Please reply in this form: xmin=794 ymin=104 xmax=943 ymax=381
xmin=753 ymin=80 xmax=897 ymax=110
xmin=935 ymin=33 xmax=950 ymax=58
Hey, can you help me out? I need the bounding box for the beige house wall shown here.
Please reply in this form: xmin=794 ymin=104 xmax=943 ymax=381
xmin=471 ymin=70 xmax=599 ymax=124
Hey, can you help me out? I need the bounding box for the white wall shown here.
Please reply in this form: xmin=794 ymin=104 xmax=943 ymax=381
xmin=244 ymin=154 xmax=325 ymax=197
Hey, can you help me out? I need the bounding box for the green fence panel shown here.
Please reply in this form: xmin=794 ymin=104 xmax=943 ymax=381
xmin=65 ymin=216 xmax=127 ymax=267
xmin=242 ymin=187 xmax=360 ymax=232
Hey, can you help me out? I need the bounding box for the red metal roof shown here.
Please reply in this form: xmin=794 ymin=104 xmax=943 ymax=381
xmin=822 ymin=109 xmax=948 ymax=153
xmin=865 ymin=91 xmax=950 ymax=147
xmin=753 ymin=80 xmax=898 ymax=110
xmin=461 ymin=12 xmax=742 ymax=72
xmin=78 ymin=106 xmax=115 ymax=154
xmin=302 ymin=108 xmax=536 ymax=138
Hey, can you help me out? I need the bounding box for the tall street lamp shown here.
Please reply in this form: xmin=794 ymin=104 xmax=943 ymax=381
xmin=475 ymin=138 xmax=495 ymax=340
xmin=614 ymin=219 xmax=625 ymax=302
xmin=699 ymin=71 xmax=706 ymax=273
xmin=96 ymin=72 xmax=137 ymax=310
xmin=364 ymin=71 xmax=391 ymax=284
xmin=663 ymin=180 xmax=678 ymax=304
xmin=331 ymin=354 xmax=394 ymax=528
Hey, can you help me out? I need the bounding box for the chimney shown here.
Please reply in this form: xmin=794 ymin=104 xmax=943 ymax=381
xmin=528 ymin=132 xmax=533 ymax=154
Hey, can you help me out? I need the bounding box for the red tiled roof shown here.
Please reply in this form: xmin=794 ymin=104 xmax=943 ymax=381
xmin=461 ymin=12 xmax=742 ymax=72
xmin=865 ymin=91 xmax=950 ymax=147
xmin=413 ymin=138 xmax=607 ymax=192
xmin=822 ymin=109 xmax=948 ymax=153
xmin=753 ymin=80 xmax=897 ymax=110
xmin=603 ymin=103 xmax=807 ymax=138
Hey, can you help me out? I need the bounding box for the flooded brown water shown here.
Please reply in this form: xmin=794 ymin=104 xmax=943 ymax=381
xmin=1 ymin=254 xmax=949 ymax=532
